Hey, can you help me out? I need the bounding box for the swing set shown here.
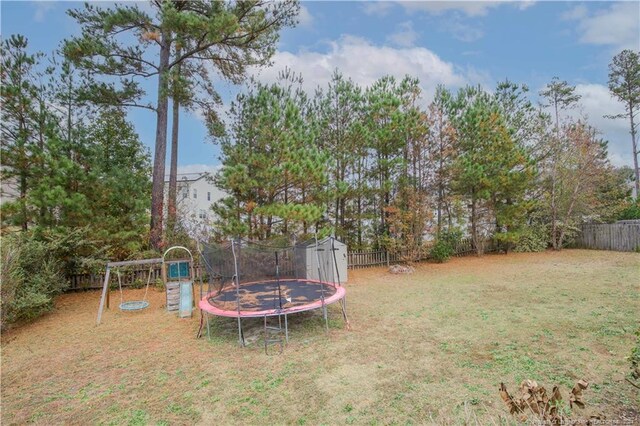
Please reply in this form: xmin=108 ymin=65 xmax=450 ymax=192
xmin=95 ymin=246 xmax=195 ymax=325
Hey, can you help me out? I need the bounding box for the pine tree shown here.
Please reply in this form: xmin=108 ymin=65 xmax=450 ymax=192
xmin=215 ymin=72 xmax=329 ymax=240
xmin=427 ymin=85 xmax=459 ymax=235
xmin=1 ymin=35 xmax=48 ymax=231
xmin=314 ymin=71 xmax=367 ymax=246
xmin=450 ymin=86 xmax=534 ymax=254
xmin=63 ymin=0 xmax=299 ymax=248
xmin=607 ymin=49 xmax=640 ymax=198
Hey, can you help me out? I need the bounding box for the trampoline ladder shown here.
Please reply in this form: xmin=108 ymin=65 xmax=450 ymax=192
xmin=264 ymin=314 xmax=285 ymax=355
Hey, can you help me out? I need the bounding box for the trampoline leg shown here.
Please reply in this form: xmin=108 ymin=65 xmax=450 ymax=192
xmin=237 ymin=317 xmax=244 ymax=347
xmin=197 ymin=310 xmax=204 ymax=339
xmin=264 ymin=316 xmax=268 ymax=354
xmin=206 ymin=312 xmax=211 ymax=340
xmin=284 ymin=314 xmax=289 ymax=343
xmin=340 ymin=298 xmax=351 ymax=330
xmin=323 ymin=305 xmax=329 ymax=333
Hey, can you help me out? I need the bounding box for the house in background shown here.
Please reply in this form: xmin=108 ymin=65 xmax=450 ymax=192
xmin=164 ymin=172 xmax=226 ymax=237
xmin=0 ymin=166 xmax=19 ymax=206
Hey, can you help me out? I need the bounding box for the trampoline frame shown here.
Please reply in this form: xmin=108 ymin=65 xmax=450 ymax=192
xmin=197 ymin=236 xmax=349 ymax=347
xmin=198 ymin=278 xmax=347 ymax=318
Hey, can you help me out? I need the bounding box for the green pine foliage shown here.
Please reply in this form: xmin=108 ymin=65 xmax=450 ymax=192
xmin=214 ymin=71 xmax=329 ymax=240
xmin=63 ymin=0 xmax=300 ymax=249
xmin=1 ymin=233 xmax=65 ymax=328
xmin=0 ymin=36 xmax=152 ymax=326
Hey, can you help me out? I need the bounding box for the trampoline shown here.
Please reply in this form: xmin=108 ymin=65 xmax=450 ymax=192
xmin=200 ymin=278 xmax=346 ymax=318
xmin=197 ymin=237 xmax=349 ymax=346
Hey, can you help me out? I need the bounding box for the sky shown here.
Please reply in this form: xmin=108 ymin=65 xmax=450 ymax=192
xmin=1 ymin=1 xmax=639 ymax=174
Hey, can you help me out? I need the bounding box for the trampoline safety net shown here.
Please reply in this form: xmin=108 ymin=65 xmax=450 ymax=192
xmin=198 ymin=237 xmax=343 ymax=316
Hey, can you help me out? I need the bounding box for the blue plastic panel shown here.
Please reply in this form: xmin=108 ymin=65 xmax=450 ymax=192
xmin=168 ymin=261 xmax=190 ymax=279
xmin=179 ymin=281 xmax=193 ymax=318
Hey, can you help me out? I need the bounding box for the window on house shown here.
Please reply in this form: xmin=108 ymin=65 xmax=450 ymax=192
xmin=182 ymin=187 xmax=188 ymax=199
xmin=207 ymin=191 xmax=211 ymax=201
xmin=193 ymin=189 xmax=197 ymax=199
xmin=199 ymin=209 xmax=207 ymax=219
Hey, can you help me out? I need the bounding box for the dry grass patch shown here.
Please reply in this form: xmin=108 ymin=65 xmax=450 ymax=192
xmin=1 ymin=250 xmax=638 ymax=424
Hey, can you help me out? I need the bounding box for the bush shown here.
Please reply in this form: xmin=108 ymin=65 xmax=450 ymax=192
xmin=514 ymin=225 xmax=548 ymax=253
xmin=618 ymin=199 xmax=640 ymax=220
xmin=1 ymin=233 xmax=66 ymax=329
xmin=440 ymin=229 xmax=463 ymax=249
xmin=429 ymin=240 xmax=453 ymax=263
xmin=429 ymin=229 xmax=462 ymax=263
xmin=494 ymin=231 xmax=520 ymax=253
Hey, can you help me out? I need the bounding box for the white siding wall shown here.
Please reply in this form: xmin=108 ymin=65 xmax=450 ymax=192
xmin=164 ymin=174 xmax=227 ymax=236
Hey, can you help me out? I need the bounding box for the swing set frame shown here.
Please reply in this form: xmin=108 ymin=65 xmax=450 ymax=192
xmin=95 ymin=246 xmax=195 ymax=325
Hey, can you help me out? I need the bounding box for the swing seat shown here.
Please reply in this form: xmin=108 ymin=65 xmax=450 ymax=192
xmin=119 ymin=300 xmax=149 ymax=311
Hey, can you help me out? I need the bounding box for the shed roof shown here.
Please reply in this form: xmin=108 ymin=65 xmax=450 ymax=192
xmin=296 ymin=236 xmax=345 ymax=248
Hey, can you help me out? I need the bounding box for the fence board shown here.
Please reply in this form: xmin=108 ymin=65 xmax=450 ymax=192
xmin=574 ymin=222 xmax=640 ymax=252
xmin=68 ymin=263 xmax=204 ymax=291
xmin=346 ymin=237 xmax=482 ymax=269
xmin=68 ymin=237 xmax=497 ymax=289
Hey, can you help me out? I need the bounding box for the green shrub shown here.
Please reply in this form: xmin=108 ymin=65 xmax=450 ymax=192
xmin=440 ymin=229 xmax=463 ymax=249
xmin=617 ymin=199 xmax=640 ymax=220
xmin=1 ymin=233 xmax=66 ymax=328
xmin=429 ymin=229 xmax=463 ymax=263
xmin=494 ymin=231 xmax=520 ymax=253
xmin=514 ymin=225 xmax=548 ymax=253
xmin=429 ymin=240 xmax=453 ymax=263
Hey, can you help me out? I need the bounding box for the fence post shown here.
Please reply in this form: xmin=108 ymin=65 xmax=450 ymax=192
xmin=386 ymin=250 xmax=390 ymax=267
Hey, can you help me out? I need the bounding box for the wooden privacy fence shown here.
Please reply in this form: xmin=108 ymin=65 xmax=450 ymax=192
xmin=68 ymin=237 xmax=486 ymax=289
xmin=574 ymin=221 xmax=640 ymax=252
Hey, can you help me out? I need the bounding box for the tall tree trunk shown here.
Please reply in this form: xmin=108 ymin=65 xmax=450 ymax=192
xmin=18 ymin=110 xmax=28 ymax=231
xmin=471 ymin=191 xmax=480 ymax=255
xmin=167 ymin=56 xmax=181 ymax=233
xmin=437 ymin=138 xmax=444 ymax=235
xmin=628 ymin=100 xmax=639 ymax=198
xmin=19 ymin=171 xmax=27 ymax=231
xmin=149 ymin=31 xmax=171 ymax=250
xmin=357 ymin=163 xmax=362 ymax=248
xmin=37 ymin=98 xmax=47 ymax=226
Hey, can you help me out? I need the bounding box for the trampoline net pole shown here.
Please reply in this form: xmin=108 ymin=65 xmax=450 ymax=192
xmin=314 ymin=235 xmax=329 ymax=333
xmin=330 ymin=236 xmax=350 ymax=327
xmin=231 ymin=239 xmax=244 ymax=347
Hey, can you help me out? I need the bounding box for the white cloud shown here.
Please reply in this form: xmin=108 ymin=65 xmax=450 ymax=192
xmin=387 ymin=21 xmax=419 ymax=47
xmin=517 ymin=1 xmax=536 ymax=11
xmin=564 ymin=2 xmax=640 ymax=52
xmin=398 ymin=1 xmax=535 ymax=17
xmin=445 ymin=18 xmax=484 ymax=42
xmin=572 ymin=83 xmax=632 ymax=167
xmin=365 ymin=0 xmax=536 ymax=17
xmin=298 ymin=4 xmax=313 ymax=28
xmin=249 ymin=35 xmax=469 ymax=100
xmin=561 ymin=4 xmax=587 ymax=21
xmin=33 ymin=1 xmax=55 ymax=22
xmin=362 ymin=2 xmax=395 ymax=17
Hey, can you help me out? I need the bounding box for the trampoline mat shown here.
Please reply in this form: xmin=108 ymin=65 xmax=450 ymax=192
xmin=206 ymin=279 xmax=339 ymax=314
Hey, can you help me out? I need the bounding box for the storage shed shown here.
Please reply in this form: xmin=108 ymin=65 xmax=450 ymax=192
xmin=294 ymin=237 xmax=348 ymax=284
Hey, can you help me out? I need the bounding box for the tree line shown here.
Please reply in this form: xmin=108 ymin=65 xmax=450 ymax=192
xmin=1 ymin=35 xmax=151 ymax=260
xmin=1 ymin=1 xmax=298 ymax=326
xmin=0 ymin=35 xmax=152 ymax=325
xmin=212 ymin=62 xmax=638 ymax=256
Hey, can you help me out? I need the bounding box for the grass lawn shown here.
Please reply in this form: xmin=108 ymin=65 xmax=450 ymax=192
xmin=1 ymin=249 xmax=638 ymax=425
